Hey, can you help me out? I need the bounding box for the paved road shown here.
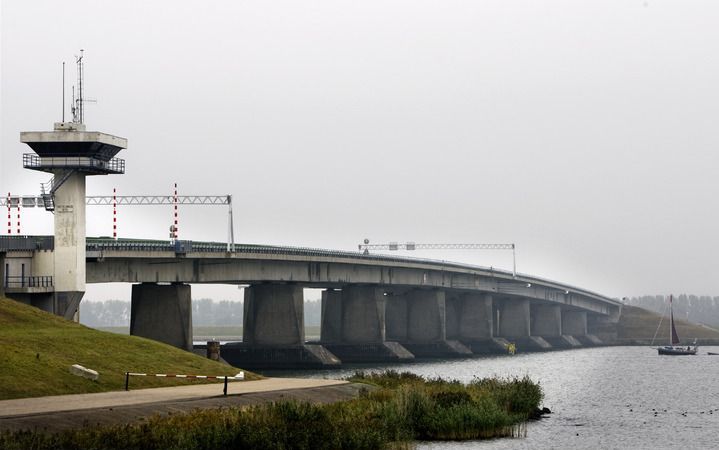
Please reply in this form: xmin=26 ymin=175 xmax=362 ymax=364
xmin=0 ymin=377 xmax=352 ymax=432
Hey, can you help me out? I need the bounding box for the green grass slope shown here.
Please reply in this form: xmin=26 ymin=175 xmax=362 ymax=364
xmin=617 ymin=305 xmax=719 ymax=343
xmin=0 ymin=297 xmax=258 ymax=400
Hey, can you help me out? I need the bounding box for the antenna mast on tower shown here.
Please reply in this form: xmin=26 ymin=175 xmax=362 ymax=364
xmin=71 ymin=49 xmax=85 ymax=123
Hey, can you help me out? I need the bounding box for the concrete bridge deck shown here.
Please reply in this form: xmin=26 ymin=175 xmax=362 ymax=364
xmin=2 ymin=236 xmax=621 ymax=368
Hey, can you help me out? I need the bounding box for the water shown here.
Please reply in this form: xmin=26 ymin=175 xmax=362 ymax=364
xmin=262 ymin=346 xmax=719 ymax=449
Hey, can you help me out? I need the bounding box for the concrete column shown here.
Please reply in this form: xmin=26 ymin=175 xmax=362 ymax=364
xmin=562 ymin=310 xmax=588 ymax=336
xmin=320 ymin=289 xmax=342 ymax=343
xmin=243 ymin=284 xmax=304 ymax=346
xmin=319 ymin=288 xmax=414 ymax=363
xmin=130 ymin=283 xmax=193 ymax=351
xmin=498 ymin=298 xmax=530 ymax=338
xmin=52 ymin=173 xmax=86 ymax=318
xmin=445 ymin=293 xmax=461 ymax=340
xmin=587 ymin=313 xmax=615 ymax=343
xmin=407 ymin=289 xmax=446 ymax=342
xmin=531 ymin=304 xmax=562 ymax=337
xmin=385 ymin=294 xmax=407 ymax=341
xmin=341 ymin=286 xmax=386 ymax=343
xmin=459 ymin=293 xmax=494 ymax=340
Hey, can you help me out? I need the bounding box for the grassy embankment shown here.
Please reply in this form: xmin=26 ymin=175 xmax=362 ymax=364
xmin=0 ymin=297 xmax=259 ymax=400
xmin=99 ymin=325 xmax=323 ymax=340
xmin=0 ymin=371 xmax=543 ymax=450
xmin=616 ymin=304 xmax=719 ymax=344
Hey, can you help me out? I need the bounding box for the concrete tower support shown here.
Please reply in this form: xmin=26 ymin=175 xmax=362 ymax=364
xmin=130 ymin=283 xmax=193 ymax=351
xmin=531 ymin=304 xmax=562 ymax=337
xmin=498 ymin=298 xmax=531 ymax=338
xmin=562 ymin=310 xmax=588 ymax=336
xmin=341 ymin=286 xmax=386 ymax=343
xmin=52 ymin=172 xmax=87 ymax=319
xmin=243 ymin=284 xmax=304 ymax=346
xmin=407 ymin=289 xmax=446 ymax=342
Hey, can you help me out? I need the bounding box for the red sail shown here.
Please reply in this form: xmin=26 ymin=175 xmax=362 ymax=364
xmin=670 ymin=295 xmax=680 ymax=345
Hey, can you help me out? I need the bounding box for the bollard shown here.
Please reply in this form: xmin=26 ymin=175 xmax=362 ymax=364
xmin=223 ymin=376 xmax=228 ymax=396
xmin=125 ymin=372 xmax=130 ymax=391
xmin=207 ymin=340 xmax=221 ymax=361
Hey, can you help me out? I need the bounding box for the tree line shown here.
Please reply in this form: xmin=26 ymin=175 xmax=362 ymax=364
xmin=79 ymin=298 xmax=322 ymax=327
xmin=79 ymin=295 xmax=719 ymax=330
xmin=625 ymin=295 xmax=719 ymax=328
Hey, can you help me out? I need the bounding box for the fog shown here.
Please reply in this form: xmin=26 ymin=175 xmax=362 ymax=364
xmin=2 ymin=1 xmax=719 ymax=300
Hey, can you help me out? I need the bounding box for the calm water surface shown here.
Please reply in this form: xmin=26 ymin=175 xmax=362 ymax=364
xmin=262 ymin=346 xmax=719 ymax=449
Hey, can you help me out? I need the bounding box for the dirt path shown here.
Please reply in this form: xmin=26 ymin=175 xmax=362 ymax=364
xmin=0 ymin=378 xmax=363 ymax=433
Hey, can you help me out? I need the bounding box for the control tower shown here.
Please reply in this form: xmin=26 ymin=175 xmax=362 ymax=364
xmin=19 ymin=52 xmax=127 ymax=319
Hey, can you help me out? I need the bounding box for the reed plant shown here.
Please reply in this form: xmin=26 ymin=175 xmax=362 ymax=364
xmin=0 ymin=371 xmax=542 ymax=450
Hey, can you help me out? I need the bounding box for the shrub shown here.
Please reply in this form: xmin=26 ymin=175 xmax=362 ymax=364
xmin=0 ymin=371 xmax=542 ymax=450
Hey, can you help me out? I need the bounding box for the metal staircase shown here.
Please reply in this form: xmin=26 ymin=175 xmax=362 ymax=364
xmin=40 ymin=170 xmax=76 ymax=212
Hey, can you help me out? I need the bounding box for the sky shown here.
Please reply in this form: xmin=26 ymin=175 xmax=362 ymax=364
xmin=2 ymin=1 xmax=719 ymax=301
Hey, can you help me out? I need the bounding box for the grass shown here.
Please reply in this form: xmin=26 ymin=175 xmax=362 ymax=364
xmin=98 ymin=325 xmax=323 ymax=340
xmin=0 ymin=297 xmax=259 ymax=400
xmin=617 ymin=305 xmax=719 ymax=342
xmin=0 ymin=370 xmax=543 ymax=449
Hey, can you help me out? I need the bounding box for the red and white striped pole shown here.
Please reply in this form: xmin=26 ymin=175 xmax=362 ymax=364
xmin=7 ymin=193 xmax=11 ymax=235
xmin=113 ymin=188 xmax=117 ymax=240
xmin=173 ymin=183 xmax=178 ymax=240
xmin=16 ymin=198 xmax=21 ymax=235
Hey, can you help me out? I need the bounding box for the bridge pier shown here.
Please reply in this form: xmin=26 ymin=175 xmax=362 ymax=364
xmin=449 ymin=293 xmax=508 ymax=354
xmin=498 ymin=297 xmax=552 ymax=351
xmin=562 ymin=310 xmax=601 ymax=345
xmin=401 ymin=289 xmax=472 ymax=357
xmin=386 ymin=293 xmax=408 ymax=341
xmin=320 ymin=287 xmax=413 ymax=362
xmin=587 ymin=313 xmax=616 ymax=344
xmin=222 ymin=284 xmax=340 ymax=369
xmin=532 ymin=304 xmax=581 ymax=348
xmin=130 ymin=283 xmax=193 ymax=351
xmin=320 ymin=289 xmax=343 ymax=343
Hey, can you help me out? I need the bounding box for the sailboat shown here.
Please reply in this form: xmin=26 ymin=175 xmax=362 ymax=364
xmin=657 ymin=295 xmax=698 ymax=356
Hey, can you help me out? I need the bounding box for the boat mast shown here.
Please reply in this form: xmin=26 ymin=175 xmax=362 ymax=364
xmin=669 ymin=295 xmax=673 ymax=346
xmin=669 ymin=294 xmax=681 ymax=346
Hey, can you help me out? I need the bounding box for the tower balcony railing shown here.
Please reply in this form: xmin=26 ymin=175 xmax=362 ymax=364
xmin=4 ymin=275 xmax=54 ymax=289
xmin=23 ymin=153 xmax=125 ymax=174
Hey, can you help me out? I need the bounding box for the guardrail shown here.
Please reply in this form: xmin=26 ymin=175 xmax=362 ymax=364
xmin=0 ymin=235 xmax=55 ymax=251
xmin=23 ymin=153 xmax=125 ymax=174
xmin=4 ymin=275 xmax=53 ymax=288
xmin=124 ymin=371 xmax=245 ymax=395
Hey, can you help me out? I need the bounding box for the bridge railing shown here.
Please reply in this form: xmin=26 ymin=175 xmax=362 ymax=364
xmin=0 ymin=236 xmax=55 ymax=251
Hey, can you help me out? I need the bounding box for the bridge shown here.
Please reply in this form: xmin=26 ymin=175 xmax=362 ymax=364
xmin=1 ymin=235 xmax=621 ymax=368
xmin=1 ymin=61 xmax=620 ymax=368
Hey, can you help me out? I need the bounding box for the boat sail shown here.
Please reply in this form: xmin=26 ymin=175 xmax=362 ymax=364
xmin=657 ymin=295 xmax=697 ymax=356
